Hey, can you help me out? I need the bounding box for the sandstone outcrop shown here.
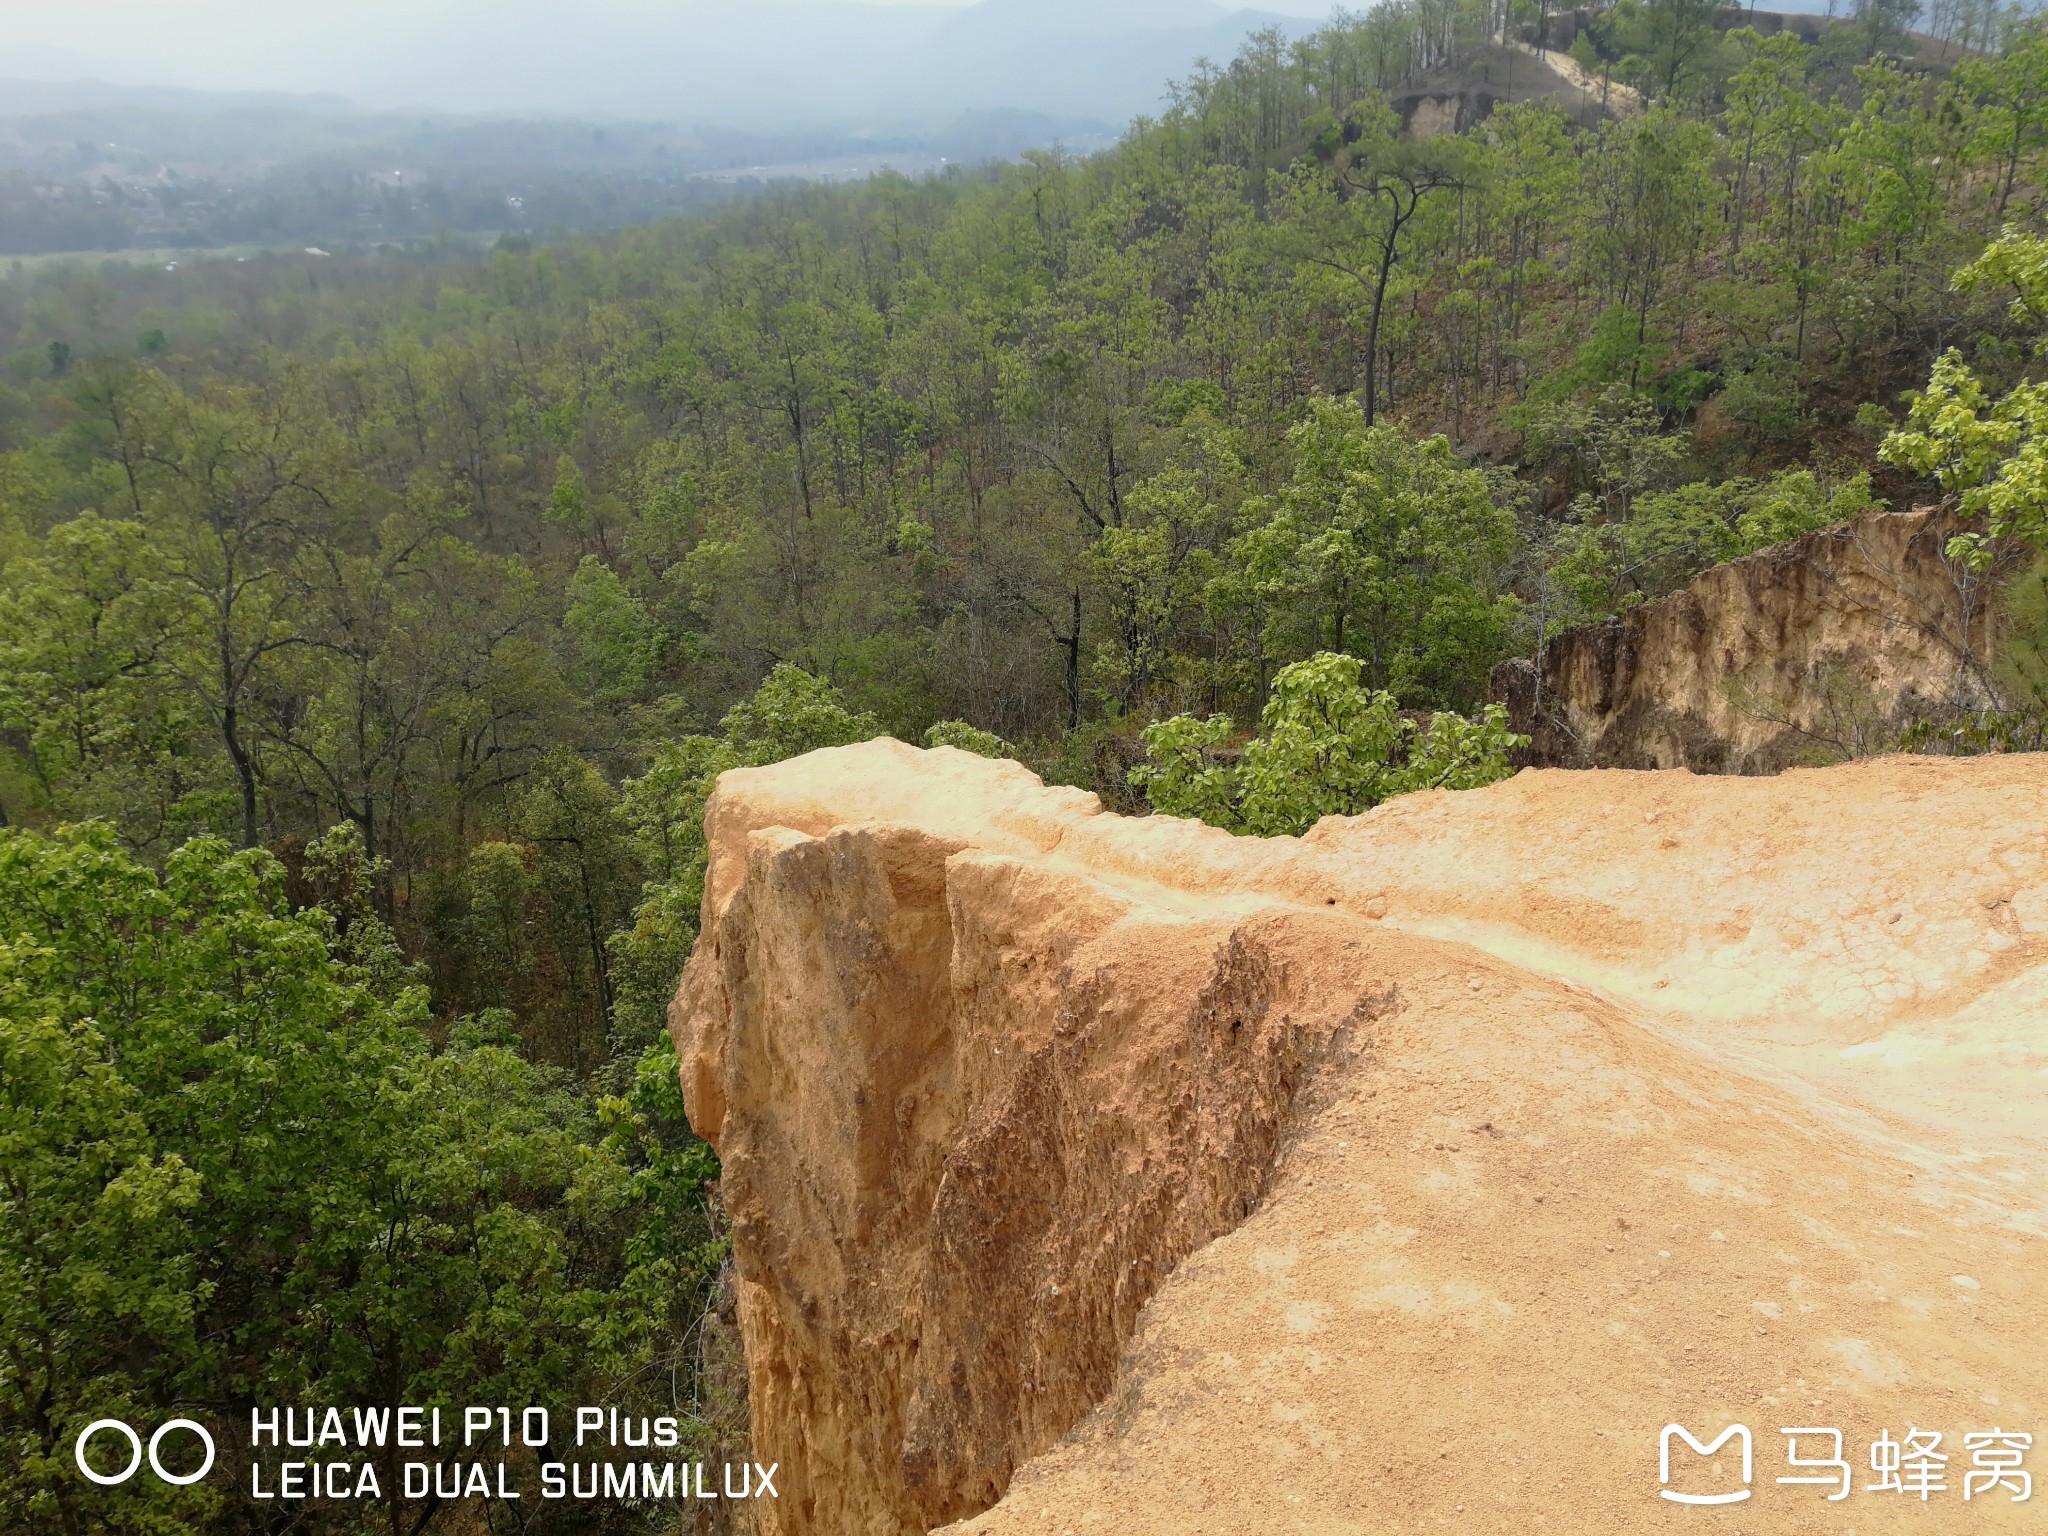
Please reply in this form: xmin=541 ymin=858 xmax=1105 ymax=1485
xmin=1390 ymin=41 xmax=1616 ymax=140
xmin=1492 ymin=506 xmax=2013 ymax=772
xmin=672 ymin=739 xmax=2048 ymax=1535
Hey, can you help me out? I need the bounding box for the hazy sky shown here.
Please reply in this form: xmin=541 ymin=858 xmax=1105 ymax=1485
xmin=0 ymin=0 xmax=1341 ymax=34
xmin=0 ymin=0 xmax=1346 ymax=121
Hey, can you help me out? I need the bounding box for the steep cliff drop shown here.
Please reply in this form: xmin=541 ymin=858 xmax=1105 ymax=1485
xmin=672 ymin=740 xmax=2048 ymax=1535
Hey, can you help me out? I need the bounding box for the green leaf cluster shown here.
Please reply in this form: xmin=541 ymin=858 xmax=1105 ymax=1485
xmin=1131 ymin=651 xmax=1527 ymax=837
xmin=1213 ymin=400 xmax=1521 ymax=710
xmin=1549 ymin=465 xmax=1879 ymax=621
xmin=0 ymin=822 xmax=729 ymax=1536
xmin=1882 ymin=231 xmax=2048 ymax=566
xmin=924 ymin=719 xmax=1013 ymax=757
xmin=608 ymin=665 xmax=881 ymax=1052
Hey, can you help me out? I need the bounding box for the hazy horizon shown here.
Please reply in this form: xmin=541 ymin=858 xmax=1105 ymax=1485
xmin=0 ymin=0 xmax=1350 ymax=129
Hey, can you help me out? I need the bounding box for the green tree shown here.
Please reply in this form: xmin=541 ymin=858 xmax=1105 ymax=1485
xmin=1280 ymin=104 xmax=1464 ymax=426
xmin=1130 ymin=651 xmax=1526 ymax=836
xmin=1548 ymin=466 xmax=1877 ymax=619
xmin=564 ymin=555 xmax=658 ymax=697
xmin=0 ymin=951 xmax=207 ymax=1536
xmin=1217 ymin=399 xmax=1519 ymax=709
xmin=63 ymin=365 xmax=345 ymax=849
xmin=1084 ymin=423 xmax=1243 ymax=714
xmin=1608 ymin=0 xmax=1724 ymax=98
xmin=610 ymin=665 xmax=880 ymax=1052
xmin=925 ymin=720 xmax=1012 ymax=756
xmin=1953 ymin=19 xmax=2048 ymax=219
xmin=1881 ymin=232 xmax=2048 ymax=564
xmin=0 ymin=819 xmax=730 ymax=1536
xmin=1722 ymin=31 xmax=1811 ymax=259
xmin=1852 ymin=0 xmax=1923 ymax=59
xmin=0 ymin=512 xmax=220 ymax=845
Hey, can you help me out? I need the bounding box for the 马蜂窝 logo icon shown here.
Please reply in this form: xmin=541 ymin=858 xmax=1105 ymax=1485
xmin=1660 ymin=1422 xmax=1753 ymax=1504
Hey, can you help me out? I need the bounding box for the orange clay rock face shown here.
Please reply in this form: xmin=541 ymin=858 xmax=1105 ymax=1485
xmin=670 ymin=740 xmax=2048 ymax=1536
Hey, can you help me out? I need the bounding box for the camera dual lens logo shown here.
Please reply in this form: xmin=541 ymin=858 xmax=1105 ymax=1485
xmin=74 ymin=1420 xmax=217 ymax=1487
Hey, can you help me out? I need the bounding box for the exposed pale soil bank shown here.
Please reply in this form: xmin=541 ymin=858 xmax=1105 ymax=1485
xmin=671 ymin=741 xmax=2048 ymax=1535
xmin=1493 ymin=506 xmax=2009 ymax=771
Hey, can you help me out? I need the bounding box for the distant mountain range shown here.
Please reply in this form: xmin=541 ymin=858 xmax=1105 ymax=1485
xmin=0 ymin=0 xmax=1320 ymax=131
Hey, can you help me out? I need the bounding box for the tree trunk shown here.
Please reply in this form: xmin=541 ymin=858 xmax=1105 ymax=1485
xmin=1064 ymin=589 xmax=1083 ymax=729
xmin=1364 ymin=246 xmax=1397 ymax=427
xmin=223 ymin=701 xmax=260 ymax=850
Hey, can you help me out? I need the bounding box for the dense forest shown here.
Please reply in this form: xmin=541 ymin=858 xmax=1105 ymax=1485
xmin=4 ymin=0 xmax=2047 ymax=1531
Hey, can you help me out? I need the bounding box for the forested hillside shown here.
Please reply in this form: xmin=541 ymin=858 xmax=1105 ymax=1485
xmin=3 ymin=1 xmax=2047 ymax=1531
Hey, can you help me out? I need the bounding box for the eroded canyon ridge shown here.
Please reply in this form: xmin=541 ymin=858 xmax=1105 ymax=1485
xmin=672 ymin=741 xmax=2048 ymax=1535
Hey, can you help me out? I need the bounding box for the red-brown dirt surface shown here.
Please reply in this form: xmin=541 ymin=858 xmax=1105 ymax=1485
xmin=671 ymin=742 xmax=2048 ymax=1536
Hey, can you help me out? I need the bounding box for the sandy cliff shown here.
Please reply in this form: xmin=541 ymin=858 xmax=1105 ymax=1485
xmin=1493 ymin=507 xmax=2010 ymax=772
xmin=672 ymin=740 xmax=2048 ymax=1535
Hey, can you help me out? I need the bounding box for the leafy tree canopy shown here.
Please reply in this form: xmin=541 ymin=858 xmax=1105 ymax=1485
xmin=1131 ymin=651 xmax=1527 ymax=837
xmin=1883 ymin=230 xmax=2048 ymax=565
